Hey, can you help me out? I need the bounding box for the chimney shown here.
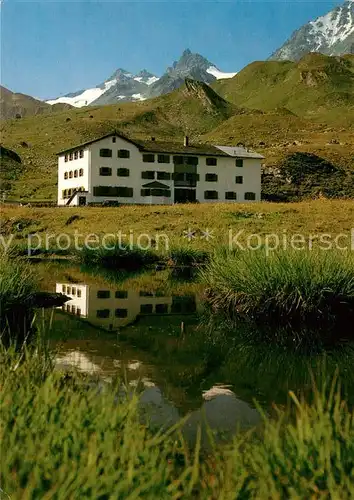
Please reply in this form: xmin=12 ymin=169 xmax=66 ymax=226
xmin=151 ymin=137 xmax=156 ymax=142
xmin=184 ymin=135 xmax=189 ymax=147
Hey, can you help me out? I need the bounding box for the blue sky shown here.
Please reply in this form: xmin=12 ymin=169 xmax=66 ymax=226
xmin=1 ymin=0 xmax=340 ymax=99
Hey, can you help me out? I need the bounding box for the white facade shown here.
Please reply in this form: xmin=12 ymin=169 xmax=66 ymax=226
xmin=57 ymin=133 xmax=264 ymax=206
xmin=55 ymin=282 xmax=198 ymax=330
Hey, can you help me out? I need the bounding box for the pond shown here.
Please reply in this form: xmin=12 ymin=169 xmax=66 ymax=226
xmin=32 ymin=260 xmax=354 ymax=443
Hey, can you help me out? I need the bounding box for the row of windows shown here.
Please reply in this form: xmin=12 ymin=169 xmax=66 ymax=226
xmin=62 ymin=187 xmax=85 ymax=199
xmin=62 ymin=285 xmax=82 ymax=296
xmin=64 ymin=169 xmax=84 ymax=179
xmin=99 ymin=149 xmax=244 ymax=167
xmin=96 ymin=303 xmax=170 ymax=319
xmin=90 ymin=185 xmax=256 ymax=200
xmin=96 ymin=290 xmax=166 ymax=299
xmin=100 ymin=148 xmax=131 ymax=159
xmin=205 ymin=191 xmax=256 ymax=200
xmin=96 ymin=169 xmax=244 ymax=184
xmin=62 ymin=304 xmax=82 ymax=316
xmin=65 ymin=150 xmax=84 ymax=162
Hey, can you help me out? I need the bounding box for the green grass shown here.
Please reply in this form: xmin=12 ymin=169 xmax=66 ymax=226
xmin=1 ymin=343 xmax=354 ymax=499
xmin=168 ymin=247 xmax=210 ymax=267
xmin=78 ymin=242 xmax=160 ymax=272
xmin=200 ymin=248 xmax=354 ymax=337
xmin=0 ymin=251 xmax=37 ymax=315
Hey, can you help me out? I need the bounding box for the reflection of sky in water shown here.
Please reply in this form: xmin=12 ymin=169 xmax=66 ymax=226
xmin=54 ymin=348 xmax=261 ymax=442
xmin=52 ymin=278 xmax=261 ymax=441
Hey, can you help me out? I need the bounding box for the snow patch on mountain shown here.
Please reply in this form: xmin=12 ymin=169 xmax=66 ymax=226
xmin=309 ymin=1 xmax=354 ymax=50
xmin=206 ymin=66 xmax=237 ymax=79
xmin=134 ymin=76 xmax=160 ymax=85
xmin=46 ymin=78 xmax=117 ymax=107
xmin=131 ymin=93 xmax=146 ymax=101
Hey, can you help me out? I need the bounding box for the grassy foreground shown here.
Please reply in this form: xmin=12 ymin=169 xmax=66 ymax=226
xmin=1 ymin=199 xmax=354 ymax=256
xmin=1 ymin=346 xmax=354 ymax=499
xmin=201 ymin=248 xmax=354 ymax=333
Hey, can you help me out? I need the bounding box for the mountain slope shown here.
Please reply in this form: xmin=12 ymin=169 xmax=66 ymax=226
xmin=1 ymin=74 xmax=353 ymax=201
xmin=212 ymin=53 xmax=354 ymax=124
xmin=270 ymin=0 xmax=354 ymax=61
xmin=0 ymin=86 xmax=71 ymax=120
xmin=46 ymin=49 xmax=236 ymax=108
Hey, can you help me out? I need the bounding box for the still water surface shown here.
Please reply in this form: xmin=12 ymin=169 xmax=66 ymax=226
xmin=34 ymin=261 xmax=354 ymax=441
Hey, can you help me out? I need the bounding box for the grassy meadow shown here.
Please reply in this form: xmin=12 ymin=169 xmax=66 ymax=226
xmin=1 ymin=344 xmax=354 ymax=499
xmin=1 ymin=199 xmax=354 ymax=256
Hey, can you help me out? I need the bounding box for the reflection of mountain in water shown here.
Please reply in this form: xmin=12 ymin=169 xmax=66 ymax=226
xmin=56 ymin=281 xmax=199 ymax=330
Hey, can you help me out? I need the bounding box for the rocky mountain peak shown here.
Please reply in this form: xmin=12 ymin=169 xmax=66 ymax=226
xmin=269 ymin=0 xmax=354 ymax=61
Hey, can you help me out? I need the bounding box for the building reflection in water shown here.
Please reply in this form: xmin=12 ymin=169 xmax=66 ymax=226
xmin=56 ymin=282 xmax=199 ymax=330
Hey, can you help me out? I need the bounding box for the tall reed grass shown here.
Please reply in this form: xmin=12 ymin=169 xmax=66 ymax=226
xmin=200 ymin=249 xmax=354 ymax=330
xmin=0 ymin=251 xmax=37 ymax=314
xmin=1 ymin=344 xmax=353 ymax=499
xmin=78 ymin=243 xmax=159 ymax=272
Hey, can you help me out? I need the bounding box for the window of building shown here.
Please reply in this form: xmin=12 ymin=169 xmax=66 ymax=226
xmin=139 ymin=291 xmax=153 ymax=297
xmin=96 ymin=309 xmax=110 ymax=318
xmin=118 ymin=149 xmax=130 ymax=158
xmin=69 ymin=171 xmax=73 ymax=178
xmin=72 ymin=287 xmax=76 ymax=296
xmin=66 ymin=287 xmax=71 ymax=294
xmin=93 ymin=186 xmax=133 ymax=197
xmin=186 ymin=156 xmax=198 ymax=166
xmin=158 ymin=154 xmax=170 ymax=164
xmin=115 ymin=290 xmax=128 ymax=299
xmin=140 ymin=304 xmax=153 ymax=314
xmin=204 ymin=190 xmax=218 ymax=200
xmin=97 ymin=290 xmax=110 ymax=299
xmin=76 ymin=308 xmax=81 ymax=316
xmin=74 ymin=170 xmax=78 ymax=178
xmin=157 ymin=171 xmax=171 ymax=181
xmin=205 ymin=173 xmax=218 ymax=182
xmin=100 ymin=148 xmax=112 ymax=158
xmin=64 ymin=172 xmax=68 ymax=179
xmin=236 ymin=159 xmax=244 ymax=168
xmin=67 ymin=189 xmax=72 ymax=196
xmin=156 ymin=304 xmax=168 ymax=314
xmin=117 ymin=168 xmax=129 ymax=177
xmin=99 ymin=167 xmax=112 ymax=176
xmin=142 ymin=154 xmax=155 ymax=163
xmin=173 ymin=156 xmax=184 ymax=165
xmin=206 ymin=157 xmax=217 ymax=166
xmin=77 ymin=289 xmax=82 ymax=298
xmin=225 ymin=191 xmax=237 ymax=200
xmin=67 ymin=305 xmax=71 ymax=313
xmin=115 ymin=308 xmax=128 ymax=318
xmin=141 ymin=188 xmax=171 ymax=197
xmin=71 ymin=306 xmax=76 ymax=314
xmin=79 ymin=168 xmax=84 ymax=177
xmin=112 ymin=137 xmax=116 ymax=143
xmin=141 ymin=171 xmax=155 ymax=180
xmin=79 ymin=150 xmax=84 ymax=158
xmin=245 ymin=192 xmax=256 ymax=200
xmin=62 ymin=285 xmax=66 ymax=293
xmin=62 ymin=190 xmax=67 ymax=198
xmin=69 ymin=153 xmax=73 ymax=161
xmin=235 ymin=176 xmax=243 ymax=184
xmin=74 ymin=151 xmax=78 ymax=160
xmin=65 ymin=155 xmax=68 ymax=162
